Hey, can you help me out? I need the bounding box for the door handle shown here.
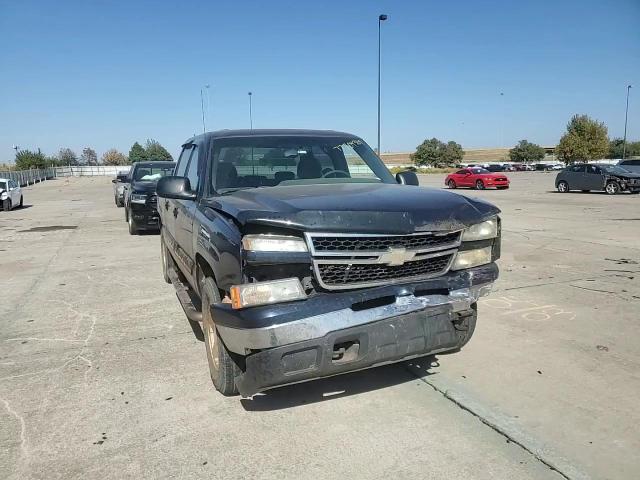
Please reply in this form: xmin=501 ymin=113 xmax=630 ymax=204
xmin=173 ymin=207 xmax=178 ymax=218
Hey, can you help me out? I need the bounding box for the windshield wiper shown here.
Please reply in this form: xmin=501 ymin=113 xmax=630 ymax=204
xmin=218 ymin=186 xmax=264 ymax=196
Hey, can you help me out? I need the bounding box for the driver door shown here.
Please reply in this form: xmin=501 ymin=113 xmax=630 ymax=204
xmin=584 ymin=165 xmax=604 ymax=190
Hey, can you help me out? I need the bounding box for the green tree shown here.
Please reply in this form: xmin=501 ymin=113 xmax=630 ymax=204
xmin=509 ymin=140 xmax=546 ymax=163
xmin=556 ymin=114 xmax=609 ymax=163
xmin=101 ymin=149 xmax=129 ymax=165
xmin=129 ymin=142 xmax=147 ymax=163
xmin=144 ymin=139 xmax=173 ymax=161
xmin=411 ymin=138 xmax=464 ymax=167
xmin=15 ymin=149 xmax=48 ymax=170
xmin=608 ymin=138 xmax=640 ymax=159
xmin=80 ymin=147 xmax=98 ymax=165
xmin=58 ymin=148 xmax=78 ymax=166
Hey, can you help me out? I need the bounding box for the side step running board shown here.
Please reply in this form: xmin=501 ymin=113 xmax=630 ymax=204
xmin=167 ymin=267 xmax=203 ymax=323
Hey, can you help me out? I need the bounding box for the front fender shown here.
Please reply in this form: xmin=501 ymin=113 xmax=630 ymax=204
xmin=195 ymin=206 xmax=242 ymax=291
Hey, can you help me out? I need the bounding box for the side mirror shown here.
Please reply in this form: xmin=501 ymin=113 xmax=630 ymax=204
xmin=395 ymin=171 xmax=419 ymax=186
xmin=157 ymin=176 xmax=197 ymax=200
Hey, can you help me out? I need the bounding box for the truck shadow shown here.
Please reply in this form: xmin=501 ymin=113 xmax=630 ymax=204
xmin=240 ymin=357 xmax=438 ymax=412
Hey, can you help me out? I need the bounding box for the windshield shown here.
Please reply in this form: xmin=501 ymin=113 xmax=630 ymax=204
xmin=471 ymin=168 xmax=490 ymax=174
xmin=133 ymin=166 xmax=174 ymax=181
xmin=211 ymin=136 xmax=395 ymax=192
xmin=602 ymin=165 xmax=632 ymax=175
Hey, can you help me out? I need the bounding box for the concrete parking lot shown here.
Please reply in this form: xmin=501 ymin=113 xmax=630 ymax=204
xmin=1 ymin=173 xmax=638 ymax=480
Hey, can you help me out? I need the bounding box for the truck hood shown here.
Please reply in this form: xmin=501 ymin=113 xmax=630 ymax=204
xmin=131 ymin=180 xmax=159 ymax=193
xmin=204 ymin=183 xmax=500 ymax=234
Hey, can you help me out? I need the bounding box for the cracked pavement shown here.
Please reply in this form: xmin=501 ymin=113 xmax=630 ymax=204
xmin=1 ymin=174 xmax=638 ymax=479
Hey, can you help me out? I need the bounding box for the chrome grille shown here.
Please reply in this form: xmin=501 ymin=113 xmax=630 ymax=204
xmin=306 ymin=231 xmax=461 ymax=290
xmin=149 ymin=194 xmax=158 ymax=209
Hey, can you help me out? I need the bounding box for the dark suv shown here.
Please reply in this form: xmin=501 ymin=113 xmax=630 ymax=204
xmin=123 ymin=161 xmax=175 ymax=234
xmin=157 ymin=130 xmax=501 ymax=397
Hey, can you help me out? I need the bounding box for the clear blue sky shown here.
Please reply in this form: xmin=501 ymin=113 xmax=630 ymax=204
xmin=1 ymin=0 xmax=638 ymax=162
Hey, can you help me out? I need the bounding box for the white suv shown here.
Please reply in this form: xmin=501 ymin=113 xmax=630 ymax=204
xmin=0 ymin=178 xmax=24 ymax=211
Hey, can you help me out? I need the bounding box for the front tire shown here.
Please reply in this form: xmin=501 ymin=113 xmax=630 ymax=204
xmin=200 ymin=277 xmax=240 ymax=396
xmin=447 ymin=179 xmax=456 ymax=189
xmin=557 ymin=181 xmax=569 ymax=193
xmin=160 ymin=235 xmax=173 ymax=284
xmin=3 ymin=199 xmax=11 ymax=211
xmin=19 ymin=196 xmax=23 ymax=208
xmin=127 ymin=209 xmax=138 ymax=235
xmin=475 ymin=180 xmax=485 ymax=190
xmin=605 ymin=182 xmax=619 ymax=195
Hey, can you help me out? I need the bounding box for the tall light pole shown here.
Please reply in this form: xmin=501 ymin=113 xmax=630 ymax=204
xmin=248 ymin=92 xmax=253 ymax=130
xmin=622 ymin=84 xmax=632 ymax=159
xmin=200 ymin=84 xmax=210 ymax=133
xmin=377 ymin=14 xmax=388 ymax=156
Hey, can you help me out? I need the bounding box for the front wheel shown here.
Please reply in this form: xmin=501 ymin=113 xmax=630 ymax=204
xmin=475 ymin=180 xmax=485 ymax=190
xmin=200 ymin=277 xmax=241 ymax=396
xmin=447 ymin=179 xmax=456 ymax=189
xmin=605 ymin=182 xmax=619 ymax=195
xmin=127 ymin=210 xmax=137 ymax=235
xmin=557 ymin=181 xmax=569 ymax=193
xmin=160 ymin=235 xmax=173 ymax=284
xmin=3 ymin=199 xmax=11 ymax=211
xmin=19 ymin=196 xmax=23 ymax=208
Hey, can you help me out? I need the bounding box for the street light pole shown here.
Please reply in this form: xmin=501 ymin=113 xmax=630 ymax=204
xmin=248 ymin=92 xmax=253 ymax=130
xmin=622 ymin=85 xmax=632 ymax=160
xmin=377 ymin=14 xmax=388 ymax=156
xmin=200 ymin=84 xmax=210 ymax=133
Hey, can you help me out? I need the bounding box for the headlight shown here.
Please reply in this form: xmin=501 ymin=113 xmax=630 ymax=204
xmin=130 ymin=193 xmax=147 ymax=204
xmin=0 ymin=192 xmax=7 ymax=200
xmin=229 ymin=278 xmax=306 ymax=309
xmin=242 ymin=234 xmax=308 ymax=252
xmin=451 ymin=247 xmax=493 ymax=270
xmin=461 ymin=217 xmax=498 ymax=241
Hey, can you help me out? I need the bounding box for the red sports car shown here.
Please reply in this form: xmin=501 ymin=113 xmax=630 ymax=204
xmin=445 ymin=167 xmax=510 ymax=190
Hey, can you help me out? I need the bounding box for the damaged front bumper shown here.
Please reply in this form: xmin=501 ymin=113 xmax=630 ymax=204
xmin=212 ymin=263 xmax=498 ymax=396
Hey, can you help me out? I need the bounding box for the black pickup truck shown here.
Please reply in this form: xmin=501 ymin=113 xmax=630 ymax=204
xmin=157 ymin=129 xmax=500 ymax=396
xmin=123 ymin=161 xmax=175 ymax=234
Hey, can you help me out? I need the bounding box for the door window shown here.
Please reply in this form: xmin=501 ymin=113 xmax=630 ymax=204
xmin=569 ymin=165 xmax=585 ymax=173
xmin=185 ymin=146 xmax=199 ymax=192
xmin=455 ymin=169 xmax=468 ymax=175
xmin=586 ymin=165 xmax=601 ymax=175
xmin=176 ymin=146 xmax=193 ymax=177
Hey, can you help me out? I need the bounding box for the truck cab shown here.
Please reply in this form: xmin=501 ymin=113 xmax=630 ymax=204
xmin=157 ymin=130 xmax=501 ymax=397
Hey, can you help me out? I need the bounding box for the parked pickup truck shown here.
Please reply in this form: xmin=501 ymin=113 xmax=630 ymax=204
xmin=157 ymin=129 xmax=501 ymax=396
xmin=123 ymin=161 xmax=175 ymax=234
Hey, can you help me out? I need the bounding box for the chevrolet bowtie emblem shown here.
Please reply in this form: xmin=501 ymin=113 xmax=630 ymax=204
xmin=377 ymin=247 xmax=416 ymax=266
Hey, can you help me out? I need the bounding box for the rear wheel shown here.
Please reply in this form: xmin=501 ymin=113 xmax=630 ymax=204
xmin=475 ymin=180 xmax=485 ymax=190
xmin=447 ymin=179 xmax=456 ymax=189
xmin=557 ymin=181 xmax=569 ymax=193
xmin=200 ymin=277 xmax=240 ymax=396
xmin=605 ymin=182 xmax=619 ymax=195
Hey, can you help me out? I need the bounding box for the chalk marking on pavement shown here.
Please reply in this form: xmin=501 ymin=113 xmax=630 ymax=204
xmin=1 ymin=396 xmax=27 ymax=455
